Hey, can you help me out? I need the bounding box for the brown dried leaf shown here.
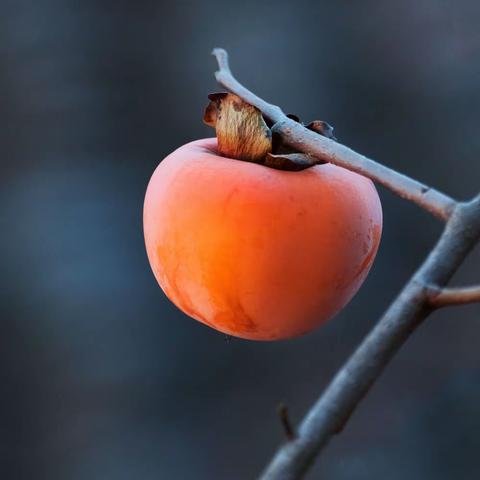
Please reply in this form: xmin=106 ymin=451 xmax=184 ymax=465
xmin=264 ymin=153 xmax=321 ymax=172
xmin=203 ymin=92 xmax=227 ymax=126
xmin=204 ymin=92 xmax=272 ymax=162
xmin=306 ymin=120 xmax=336 ymax=140
xmin=286 ymin=113 xmax=301 ymax=123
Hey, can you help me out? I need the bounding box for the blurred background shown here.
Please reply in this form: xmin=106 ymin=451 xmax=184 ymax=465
xmin=1 ymin=1 xmax=480 ymax=479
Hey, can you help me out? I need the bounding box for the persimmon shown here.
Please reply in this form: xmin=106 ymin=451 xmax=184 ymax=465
xmin=144 ymin=133 xmax=382 ymax=340
xmin=144 ymin=93 xmax=382 ymax=340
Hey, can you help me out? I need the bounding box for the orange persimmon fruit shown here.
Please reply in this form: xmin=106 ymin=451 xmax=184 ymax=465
xmin=143 ymin=137 xmax=382 ymax=340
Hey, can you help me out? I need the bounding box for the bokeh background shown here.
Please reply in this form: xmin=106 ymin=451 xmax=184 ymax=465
xmin=1 ymin=1 xmax=480 ymax=479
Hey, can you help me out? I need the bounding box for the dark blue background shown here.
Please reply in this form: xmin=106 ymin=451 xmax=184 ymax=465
xmin=1 ymin=1 xmax=479 ymax=478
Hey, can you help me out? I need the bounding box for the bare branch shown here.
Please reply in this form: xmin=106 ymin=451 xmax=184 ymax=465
xmin=212 ymin=48 xmax=456 ymax=221
xmin=209 ymin=49 xmax=480 ymax=480
xmin=257 ymin=201 xmax=480 ymax=480
xmin=428 ymin=284 xmax=480 ymax=307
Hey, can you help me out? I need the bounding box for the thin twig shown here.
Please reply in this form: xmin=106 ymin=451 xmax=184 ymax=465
xmin=428 ymin=285 xmax=480 ymax=307
xmin=210 ymin=48 xmax=480 ymax=480
xmin=278 ymin=403 xmax=296 ymax=441
xmin=212 ymin=48 xmax=456 ymax=221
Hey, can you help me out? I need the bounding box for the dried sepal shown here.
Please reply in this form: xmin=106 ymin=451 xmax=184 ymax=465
xmin=306 ymin=120 xmax=336 ymax=140
xmin=203 ymin=94 xmax=332 ymax=171
xmin=286 ymin=113 xmax=301 ymax=123
xmin=204 ymin=93 xmax=227 ymax=126
xmin=284 ymin=114 xmax=336 ymax=141
xmin=264 ymin=153 xmax=322 ymax=172
xmin=204 ymin=92 xmax=272 ymax=163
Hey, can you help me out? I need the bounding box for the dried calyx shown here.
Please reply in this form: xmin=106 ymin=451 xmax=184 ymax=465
xmin=204 ymin=92 xmax=335 ymax=171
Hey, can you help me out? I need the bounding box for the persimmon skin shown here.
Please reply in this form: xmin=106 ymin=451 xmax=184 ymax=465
xmin=144 ymin=138 xmax=382 ymax=341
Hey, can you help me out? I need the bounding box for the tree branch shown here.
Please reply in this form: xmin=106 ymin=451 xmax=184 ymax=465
xmin=212 ymin=48 xmax=456 ymax=221
xmin=428 ymin=285 xmax=480 ymax=307
xmin=210 ymin=48 xmax=480 ymax=480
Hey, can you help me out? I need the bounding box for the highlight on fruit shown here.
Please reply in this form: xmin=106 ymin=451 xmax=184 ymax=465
xmin=143 ymin=93 xmax=382 ymax=340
